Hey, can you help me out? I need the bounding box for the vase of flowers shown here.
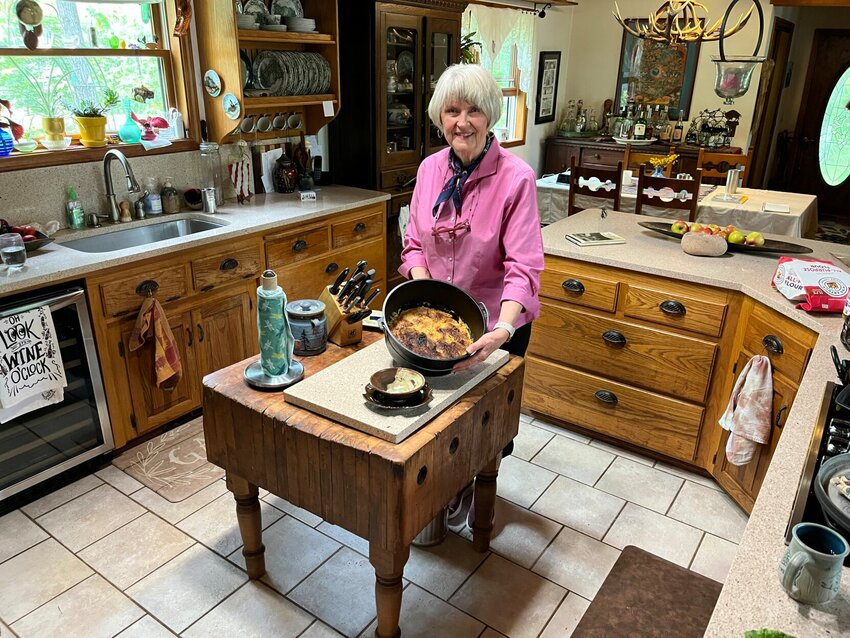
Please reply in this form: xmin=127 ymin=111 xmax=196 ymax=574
xmin=649 ymin=153 xmax=679 ymax=177
xmin=69 ymin=89 xmax=119 ymax=147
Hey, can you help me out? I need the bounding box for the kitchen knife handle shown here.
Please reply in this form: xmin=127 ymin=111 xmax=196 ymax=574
xmin=353 ymin=260 xmax=368 ymax=276
xmin=362 ymin=288 xmax=381 ymax=308
xmin=339 ymin=271 xmax=366 ymax=301
xmin=356 ymin=278 xmax=373 ymax=300
xmin=344 ymin=296 xmax=361 ymax=313
xmin=329 ymin=267 xmax=349 ymax=295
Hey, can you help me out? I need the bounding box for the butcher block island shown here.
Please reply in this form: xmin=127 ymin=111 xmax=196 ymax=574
xmin=532 ymin=209 xmax=850 ymax=637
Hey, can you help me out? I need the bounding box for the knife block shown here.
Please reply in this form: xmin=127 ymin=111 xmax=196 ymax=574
xmin=319 ymin=286 xmax=362 ymax=346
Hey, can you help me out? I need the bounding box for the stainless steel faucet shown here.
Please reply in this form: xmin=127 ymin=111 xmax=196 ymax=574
xmin=103 ymin=149 xmax=141 ymax=222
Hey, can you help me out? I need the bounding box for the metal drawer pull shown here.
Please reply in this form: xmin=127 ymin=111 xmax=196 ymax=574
xmin=659 ymin=299 xmax=686 ymax=315
xmin=186 ymin=327 xmax=193 ymax=346
xmin=602 ymin=329 xmax=627 ymax=346
xmin=776 ymin=405 xmax=788 ymax=428
xmin=562 ymin=278 xmax=585 ymax=294
xmin=197 ymin=324 xmax=205 ymax=343
xmin=354 ymin=222 xmax=367 ymax=232
xmin=136 ymin=280 xmax=159 ymax=297
xmin=595 ymin=389 xmax=618 ymax=405
xmin=292 ymin=239 xmax=308 ymax=252
xmin=762 ymin=335 xmax=784 ymax=354
xmin=325 ymin=262 xmax=339 ymax=274
xmin=220 ymin=258 xmax=238 ymax=271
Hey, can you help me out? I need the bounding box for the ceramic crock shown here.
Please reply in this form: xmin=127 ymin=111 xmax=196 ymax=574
xmin=285 ymin=299 xmax=327 ymax=356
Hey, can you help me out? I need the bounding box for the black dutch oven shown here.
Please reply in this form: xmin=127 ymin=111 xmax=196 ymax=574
xmin=382 ymin=279 xmax=488 ymax=376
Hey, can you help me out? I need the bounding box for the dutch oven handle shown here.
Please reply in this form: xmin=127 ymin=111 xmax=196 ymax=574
xmin=477 ymin=302 xmax=489 ymax=329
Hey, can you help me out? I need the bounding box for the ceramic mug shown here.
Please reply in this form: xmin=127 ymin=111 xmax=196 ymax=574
xmin=256 ymin=114 xmax=272 ymax=132
xmin=622 ymin=169 xmax=634 ymax=183
xmin=240 ymin=116 xmax=255 ymax=133
xmin=273 ymin=113 xmax=287 ymax=130
xmin=779 ymin=522 xmax=848 ymax=604
xmin=287 ymin=113 xmax=302 ymax=130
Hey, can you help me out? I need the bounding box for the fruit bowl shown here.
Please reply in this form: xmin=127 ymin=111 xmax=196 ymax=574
xmin=23 ymin=231 xmax=54 ymax=252
xmin=638 ymin=221 xmax=813 ymax=254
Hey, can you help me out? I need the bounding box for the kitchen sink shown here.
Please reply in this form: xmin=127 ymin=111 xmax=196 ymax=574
xmin=61 ymin=218 xmax=228 ymax=253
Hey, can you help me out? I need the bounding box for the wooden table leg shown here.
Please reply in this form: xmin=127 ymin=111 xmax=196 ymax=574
xmin=369 ymin=544 xmax=410 ymax=638
xmin=471 ymin=455 xmax=501 ymax=552
xmin=226 ymin=473 xmax=266 ymax=579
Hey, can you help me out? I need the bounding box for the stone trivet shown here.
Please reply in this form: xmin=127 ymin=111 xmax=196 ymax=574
xmin=283 ymin=341 xmax=510 ymax=443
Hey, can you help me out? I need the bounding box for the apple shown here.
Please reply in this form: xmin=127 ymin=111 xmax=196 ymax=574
xmin=728 ymin=230 xmax=745 ymax=244
xmin=746 ymin=231 xmax=765 ymax=247
xmin=689 ymin=222 xmax=704 ymax=233
xmin=670 ymin=220 xmax=690 ymax=234
xmin=696 ymin=226 xmax=713 ymax=235
xmin=707 ymin=224 xmax=721 ymax=234
xmin=724 ymin=225 xmax=737 ymax=234
xmin=21 ymin=234 xmax=36 ymax=242
xmin=715 ymin=229 xmax=730 ymax=240
xmin=11 ymin=225 xmax=36 ymax=237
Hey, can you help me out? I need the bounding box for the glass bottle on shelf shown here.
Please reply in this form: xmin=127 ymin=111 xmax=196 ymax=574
xmin=672 ymin=109 xmax=684 ymax=143
xmin=619 ymin=106 xmax=633 ymax=139
xmin=565 ymin=99 xmax=577 ymax=133
xmin=199 ymin=142 xmax=224 ymax=206
xmin=633 ymin=106 xmax=647 ymax=140
xmin=575 ymin=108 xmax=587 ymax=133
xmin=587 ymin=108 xmax=599 ymax=132
xmin=658 ymin=106 xmax=671 ymax=142
xmin=161 ymin=177 xmax=181 ymax=214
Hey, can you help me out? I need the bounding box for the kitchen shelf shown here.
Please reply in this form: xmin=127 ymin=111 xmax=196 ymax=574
xmin=237 ymin=30 xmax=335 ymax=44
xmin=245 ymin=94 xmax=337 ymax=109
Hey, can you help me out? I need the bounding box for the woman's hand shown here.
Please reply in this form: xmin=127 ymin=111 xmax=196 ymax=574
xmin=452 ymin=329 xmax=509 ymax=372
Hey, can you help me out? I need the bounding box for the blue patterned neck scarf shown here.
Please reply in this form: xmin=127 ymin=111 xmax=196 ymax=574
xmin=431 ymin=134 xmax=494 ymax=218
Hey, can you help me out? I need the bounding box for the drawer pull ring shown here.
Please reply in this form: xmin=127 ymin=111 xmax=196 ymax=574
xmin=136 ymin=280 xmax=159 ymax=297
xmin=220 ymin=258 xmax=239 ymax=271
xmin=197 ymin=324 xmax=205 ymax=343
xmin=776 ymin=404 xmax=788 ymax=428
xmin=354 ymin=222 xmax=367 ymax=232
xmin=762 ymin=335 xmax=784 ymax=354
xmin=562 ymin=278 xmax=585 ymax=294
xmin=325 ymin=262 xmax=339 ymax=274
xmin=602 ymin=330 xmax=627 ymax=346
xmin=595 ymin=389 xmax=618 ymax=405
xmin=660 ymin=300 xmax=686 ymax=315
xmin=292 ymin=239 xmax=308 ymax=252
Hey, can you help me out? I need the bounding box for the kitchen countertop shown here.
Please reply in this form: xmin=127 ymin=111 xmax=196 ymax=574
xmin=0 ymin=186 xmax=390 ymax=296
xmin=544 ymin=210 xmax=850 ymax=637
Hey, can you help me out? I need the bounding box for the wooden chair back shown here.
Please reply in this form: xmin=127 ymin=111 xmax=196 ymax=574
xmin=696 ymin=147 xmax=752 ymax=187
xmin=624 ymin=143 xmax=676 ymax=176
xmin=568 ymin=157 xmax=623 ymax=216
xmin=635 ymin=168 xmax=703 ymax=222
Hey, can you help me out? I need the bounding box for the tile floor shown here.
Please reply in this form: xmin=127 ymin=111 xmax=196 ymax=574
xmin=0 ymin=413 xmax=748 ymax=638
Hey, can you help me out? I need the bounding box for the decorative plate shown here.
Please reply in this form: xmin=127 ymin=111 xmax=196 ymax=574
xmin=637 ymin=221 xmax=814 ymax=254
xmin=396 ymin=50 xmax=414 ymax=82
xmin=613 ymin=137 xmax=658 ymax=146
xmin=222 ymin=92 xmax=241 ymax=120
xmin=203 ymin=69 xmax=222 ymax=97
xmin=272 ymin=0 xmax=303 ymax=18
xmin=242 ymin=0 xmax=269 ymax=17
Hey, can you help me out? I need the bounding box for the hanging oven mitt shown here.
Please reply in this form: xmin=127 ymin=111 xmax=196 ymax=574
xmin=719 ymin=355 xmax=773 ymax=465
xmin=129 ymin=297 xmax=182 ymax=390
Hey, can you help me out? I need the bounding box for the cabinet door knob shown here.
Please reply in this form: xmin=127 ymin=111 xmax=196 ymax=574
xmin=762 ymin=335 xmax=784 ymax=354
xmin=292 ymin=239 xmax=308 ymax=252
xmin=325 ymin=262 xmax=339 ymax=274
xmin=562 ymin=278 xmax=585 ymax=294
xmin=136 ymin=280 xmax=159 ymax=297
xmin=602 ymin=329 xmax=627 ymax=346
xmin=220 ymin=258 xmax=239 ymax=271
xmin=776 ymin=404 xmax=788 ymax=428
xmin=659 ymin=299 xmax=686 ymax=315
xmin=354 ymin=222 xmax=367 ymax=233
xmin=595 ymin=389 xmax=618 ymax=405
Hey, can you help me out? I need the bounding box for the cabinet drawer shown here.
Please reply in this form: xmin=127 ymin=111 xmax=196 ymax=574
xmin=380 ymin=168 xmax=417 ymax=190
xmin=742 ymin=304 xmax=814 ymax=383
xmin=192 ymin=245 xmax=262 ymax=292
xmin=623 ymin=284 xmax=728 ymax=337
xmin=540 ymin=256 xmax=619 ymax=312
xmin=524 ymin=356 xmax=703 ymax=462
xmin=581 ymin=147 xmax=624 ymax=169
xmin=100 ymin=265 xmax=189 ymax=318
xmin=529 ymin=302 xmax=717 ymax=403
xmin=544 ymin=141 xmax=580 ymax=174
xmin=265 ymin=225 xmax=330 ymax=268
xmin=332 ymin=211 xmax=384 ymax=248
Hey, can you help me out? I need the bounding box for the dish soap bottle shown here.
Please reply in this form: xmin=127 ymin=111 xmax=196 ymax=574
xmin=118 ymin=99 xmax=142 ymax=144
xmin=160 ymin=177 xmax=181 ymax=214
xmin=66 ymin=185 xmax=86 ymax=229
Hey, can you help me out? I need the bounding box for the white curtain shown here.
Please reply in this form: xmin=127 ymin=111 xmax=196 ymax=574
xmin=62 ymin=1 xmax=162 ymax=4
xmin=465 ymin=6 xmax=534 ymax=93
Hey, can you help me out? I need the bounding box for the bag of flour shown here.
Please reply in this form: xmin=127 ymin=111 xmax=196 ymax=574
xmin=772 ymin=257 xmax=850 ymax=312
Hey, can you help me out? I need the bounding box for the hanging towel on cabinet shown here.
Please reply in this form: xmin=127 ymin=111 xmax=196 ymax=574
xmin=129 ymin=297 xmax=182 ymax=390
xmin=719 ymin=355 xmax=773 ymax=465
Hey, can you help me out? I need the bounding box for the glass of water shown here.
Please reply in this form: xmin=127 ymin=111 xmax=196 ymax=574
xmin=0 ymin=233 xmax=26 ymax=271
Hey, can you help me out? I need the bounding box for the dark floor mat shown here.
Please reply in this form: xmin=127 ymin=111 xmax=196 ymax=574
xmin=572 ymin=545 xmax=722 ymax=638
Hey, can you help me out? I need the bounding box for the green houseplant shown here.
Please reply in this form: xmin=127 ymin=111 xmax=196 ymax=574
xmin=461 ymin=32 xmax=482 ymax=65
xmin=69 ymin=89 xmax=119 ymax=147
xmin=8 ymin=59 xmax=71 ymax=142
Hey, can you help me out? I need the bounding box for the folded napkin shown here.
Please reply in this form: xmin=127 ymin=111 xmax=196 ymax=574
xmin=0 ymin=306 xmax=67 ymax=411
xmin=719 ymin=355 xmax=773 ymax=465
xmin=129 ymin=297 xmax=182 ymax=389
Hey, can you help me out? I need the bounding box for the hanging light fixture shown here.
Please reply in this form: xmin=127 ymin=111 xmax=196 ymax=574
xmin=612 ymin=1 xmax=755 ymax=45
xmin=712 ymin=0 xmax=765 ymax=104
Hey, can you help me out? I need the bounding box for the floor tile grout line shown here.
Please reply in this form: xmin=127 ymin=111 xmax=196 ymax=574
xmin=687 ymin=531 xmax=708 ymax=571
xmin=8 ymin=571 xmax=101 ymax=629
xmin=665 ymin=478 xmax=688 ymax=517
xmin=68 ymin=508 xmax=148 ymax=556
xmin=534 ymin=588 xmax=570 ymax=638
xmin=20 ymin=476 xmax=105 ymax=522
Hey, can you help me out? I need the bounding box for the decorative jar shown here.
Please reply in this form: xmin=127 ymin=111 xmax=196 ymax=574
xmin=273 ymin=153 xmax=299 ymax=193
xmin=285 ymin=299 xmax=327 ymax=356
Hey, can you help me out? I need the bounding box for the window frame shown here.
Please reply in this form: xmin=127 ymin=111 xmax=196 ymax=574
xmin=498 ymin=44 xmax=527 ymax=148
xmin=0 ymin=1 xmax=200 ymax=173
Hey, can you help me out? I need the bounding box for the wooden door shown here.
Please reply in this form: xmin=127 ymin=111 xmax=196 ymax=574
xmin=424 ymin=16 xmax=459 ymax=156
xmin=116 ymin=310 xmax=200 ymax=436
xmin=193 ymin=292 xmax=255 ymax=379
xmin=713 ymin=351 xmax=797 ymax=513
xmin=787 ymin=29 xmax=850 ymax=219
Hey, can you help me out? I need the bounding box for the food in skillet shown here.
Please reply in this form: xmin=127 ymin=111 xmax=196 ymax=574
xmin=389 ymin=307 xmax=473 ymax=359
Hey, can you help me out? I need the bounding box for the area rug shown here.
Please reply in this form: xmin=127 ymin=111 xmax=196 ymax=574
xmin=112 ymin=416 xmax=224 ymax=502
xmin=816 ymin=219 xmax=850 ymax=245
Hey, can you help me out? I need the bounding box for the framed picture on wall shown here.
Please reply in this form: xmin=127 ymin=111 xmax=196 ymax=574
xmin=614 ymin=19 xmax=701 ymax=118
xmin=535 ymin=51 xmax=561 ymax=125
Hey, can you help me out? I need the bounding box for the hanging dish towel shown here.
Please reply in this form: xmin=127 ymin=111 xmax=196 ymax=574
xmin=0 ymin=306 xmax=67 ymax=419
xmin=129 ymin=297 xmax=182 ymax=390
xmin=719 ymin=355 xmax=773 ymax=465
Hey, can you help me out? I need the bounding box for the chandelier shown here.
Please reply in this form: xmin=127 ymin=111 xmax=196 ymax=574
xmin=612 ymin=1 xmax=755 ymax=45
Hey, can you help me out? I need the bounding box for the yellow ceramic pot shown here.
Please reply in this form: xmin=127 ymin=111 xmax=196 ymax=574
xmin=42 ymin=116 xmax=66 ymax=141
xmin=74 ymin=115 xmax=107 ymax=147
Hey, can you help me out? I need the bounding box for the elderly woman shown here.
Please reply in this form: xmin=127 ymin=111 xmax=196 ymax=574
xmin=400 ymin=63 xmax=544 ymax=372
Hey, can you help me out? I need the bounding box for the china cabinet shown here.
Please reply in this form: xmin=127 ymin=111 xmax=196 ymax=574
xmin=329 ymin=1 xmax=466 ymax=291
xmin=193 ymin=0 xmax=340 ymax=143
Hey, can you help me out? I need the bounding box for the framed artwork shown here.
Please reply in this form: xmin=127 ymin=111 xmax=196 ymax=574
xmin=535 ymin=51 xmax=561 ymax=125
xmin=614 ymin=19 xmax=701 ymax=119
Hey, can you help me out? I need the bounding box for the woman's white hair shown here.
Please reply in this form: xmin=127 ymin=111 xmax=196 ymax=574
xmin=428 ymin=64 xmax=502 ymax=132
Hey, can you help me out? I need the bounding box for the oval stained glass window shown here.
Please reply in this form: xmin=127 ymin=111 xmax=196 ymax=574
xmin=819 ymin=65 xmax=850 ymax=187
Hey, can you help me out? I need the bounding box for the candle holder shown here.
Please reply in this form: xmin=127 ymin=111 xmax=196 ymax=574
xmin=712 ymin=0 xmax=765 ymax=104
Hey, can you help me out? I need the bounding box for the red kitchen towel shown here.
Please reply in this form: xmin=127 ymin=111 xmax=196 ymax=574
xmin=718 ymin=355 xmax=773 ymax=465
xmin=129 ymin=297 xmax=182 ymax=390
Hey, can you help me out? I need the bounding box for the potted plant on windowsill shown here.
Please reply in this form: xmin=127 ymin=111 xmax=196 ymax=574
xmin=8 ymin=59 xmax=71 ymax=144
xmin=68 ymin=89 xmax=119 ymax=147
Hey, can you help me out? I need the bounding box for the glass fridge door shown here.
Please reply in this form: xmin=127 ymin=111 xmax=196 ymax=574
xmin=380 ymin=12 xmax=422 ymax=170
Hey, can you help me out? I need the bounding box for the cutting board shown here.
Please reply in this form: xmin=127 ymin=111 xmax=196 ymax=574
xmin=283 ymin=341 xmax=510 ymax=443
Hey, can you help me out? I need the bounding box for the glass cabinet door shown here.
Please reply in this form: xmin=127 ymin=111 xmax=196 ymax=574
xmin=380 ymin=12 xmax=422 ymax=170
xmin=425 ymin=18 xmax=459 ymax=156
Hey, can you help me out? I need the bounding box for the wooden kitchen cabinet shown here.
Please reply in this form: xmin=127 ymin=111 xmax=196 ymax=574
xmin=193 ymin=293 xmax=255 ymax=380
